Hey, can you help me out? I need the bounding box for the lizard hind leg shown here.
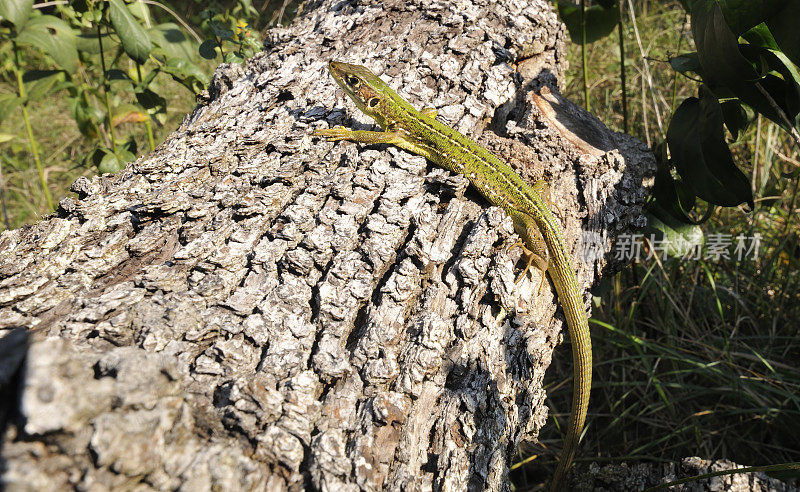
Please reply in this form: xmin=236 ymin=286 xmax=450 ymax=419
xmin=507 ymin=210 xmax=550 ymax=291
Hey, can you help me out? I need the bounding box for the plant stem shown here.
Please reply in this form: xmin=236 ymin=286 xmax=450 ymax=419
xmin=670 ymin=13 xmax=688 ymax=115
xmin=135 ymin=63 xmax=156 ymax=151
xmin=617 ymin=0 xmax=628 ymax=133
xmin=97 ymin=23 xmax=118 ymax=156
xmin=581 ymin=0 xmax=588 ymax=111
xmin=12 ymin=41 xmax=54 ymax=212
xmin=0 ymin=156 xmax=10 ymax=229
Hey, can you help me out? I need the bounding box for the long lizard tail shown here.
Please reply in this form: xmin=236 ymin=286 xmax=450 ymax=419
xmin=549 ymin=270 xmax=592 ymax=491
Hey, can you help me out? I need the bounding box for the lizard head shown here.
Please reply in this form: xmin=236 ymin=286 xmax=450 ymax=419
xmin=327 ymin=61 xmax=394 ymax=128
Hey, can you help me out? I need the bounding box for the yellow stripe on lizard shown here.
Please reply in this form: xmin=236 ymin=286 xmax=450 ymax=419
xmin=313 ymin=61 xmax=592 ymax=490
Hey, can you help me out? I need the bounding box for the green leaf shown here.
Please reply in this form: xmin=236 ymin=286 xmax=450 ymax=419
xmin=742 ymin=22 xmax=780 ymax=51
xmin=0 ymin=0 xmax=33 ymax=30
xmin=670 ymin=52 xmax=703 ymax=76
xmin=199 ymin=39 xmax=218 ymax=59
xmin=75 ymin=31 xmax=119 ymax=55
xmin=667 ymin=86 xmax=754 ymax=208
xmin=120 ymin=136 xmax=137 ymax=157
xmin=558 ymin=2 xmax=619 ymax=44
xmin=108 ymin=0 xmax=152 ymax=64
xmin=98 ymin=151 xmax=124 ymax=173
xmin=16 ymin=15 xmax=78 ymax=73
xmin=162 ymin=56 xmax=208 ymax=92
xmin=224 ymin=52 xmax=244 ymax=64
xmin=70 ymin=92 xmax=104 ymax=139
xmin=22 ymin=70 xmax=63 ymax=102
xmin=126 ymin=0 xmax=150 ymax=21
xmin=0 ymin=133 xmax=16 ymax=144
xmin=0 ymin=94 xmax=21 ymax=123
xmin=148 ymin=23 xmax=196 ymax=60
xmin=642 ymin=208 xmax=705 ymax=259
xmin=692 ymin=1 xmax=799 ymax=132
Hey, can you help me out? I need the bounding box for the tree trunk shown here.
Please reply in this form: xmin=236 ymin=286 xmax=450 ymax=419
xmin=0 ymin=0 xmax=656 ymax=490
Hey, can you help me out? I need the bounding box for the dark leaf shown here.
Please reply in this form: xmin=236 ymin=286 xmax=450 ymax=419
xmin=701 ymin=0 xmax=785 ymax=37
xmin=136 ymin=89 xmax=166 ymax=113
xmin=693 ymin=1 xmax=799 ymax=132
xmin=199 ymin=39 xmax=218 ymax=59
xmin=667 ymin=87 xmax=754 ymax=208
xmin=105 ymin=69 xmax=131 ymax=81
xmin=651 ymin=150 xmax=699 ymax=224
xmin=719 ymin=99 xmax=750 ymax=140
xmin=558 ymin=2 xmax=619 ymax=44
xmin=765 ymin=0 xmax=800 ymax=68
xmin=670 ymin=52 xmax=702 ymax=75
xmin=120 ymin=136 xmax=137 ymax=158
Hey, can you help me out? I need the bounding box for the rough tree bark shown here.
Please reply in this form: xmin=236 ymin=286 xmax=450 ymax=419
xmin=0 ymin=0 xmax=659 ymax=490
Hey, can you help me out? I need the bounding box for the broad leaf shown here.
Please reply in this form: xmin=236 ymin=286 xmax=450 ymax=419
xmin=16 ymin=15 xmax=78 ymax=73
xmin=162 ymin=57 xmax=208 ymax=92
xmin=148 ymin=23 xmax=196 ymax=60
xmin=642 ymin=208 xmax=705 ymax=259
xmin=765 ymin=0 xmax=800 ymax=68
xmin=651 ymin=149 xmax=699 ymax=224
xmin=0 ymin=94 xmax=21 ymax=123
xmin=112 ymin=104 xmax=147 ymax=125
xmin=719 ymin=99 xmax=750 ymax=140
xmin=558 ymin=2 xmax=619 ymax=44
xmin=98 ymin=151 xmax=124 ymax=173
xmin=0 ymin=0 xmax=33 ymax=30
xmin=108 ymin=0 xmax=151 ymax=64
xmin=22 ymin=70 xmax=63 ymax=102
xmin=703 ymin=0 xmax=785 ymax=37
xmin=75 ymin=31 xmax=119 ymax=55
xmin=667 ymin=86 xmax=753 ymax=208
xmin=692 ymin=2 xmax=758 ymax=88
xmin=670 ymin=52 xmax=703 ymax=76
xmin=692 ymin=1 xmax=799 ymax=132
xmin=135 ymin=89 xmax=166 ymax=113
xmin=199 ymin=39 xmax=218 ymax=59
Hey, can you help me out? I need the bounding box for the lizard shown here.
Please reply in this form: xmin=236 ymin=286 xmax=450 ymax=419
xmin=312 ymin=61 xmax=592 ymax=490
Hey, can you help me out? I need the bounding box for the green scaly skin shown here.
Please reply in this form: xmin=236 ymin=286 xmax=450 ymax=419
xmin=314 ymin=61 xmax=591 ymax=490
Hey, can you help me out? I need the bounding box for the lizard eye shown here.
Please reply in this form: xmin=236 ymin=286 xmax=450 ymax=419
xmin=367 ymin=97 xmax=380 ymax=108
xmin=345 ymin=75 xmax=360 ymax=88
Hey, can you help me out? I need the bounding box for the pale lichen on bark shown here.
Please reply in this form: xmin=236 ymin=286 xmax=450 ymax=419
xmin=0 ymin=0 xmax=658 ymax=490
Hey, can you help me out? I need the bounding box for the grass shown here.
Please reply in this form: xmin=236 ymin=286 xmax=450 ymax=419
xmin=518 ymin=0 xmax=800 ymax=488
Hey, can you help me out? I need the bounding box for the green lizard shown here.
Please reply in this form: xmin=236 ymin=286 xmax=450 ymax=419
xmin=313 ymin=61 xmax=592 ymax=490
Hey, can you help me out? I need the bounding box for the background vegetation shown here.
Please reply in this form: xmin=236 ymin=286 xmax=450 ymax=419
xmin=1 ymin=0 xmax=798 ymax=489
xmin=525 ymin=0 xmax=800 ymax=488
